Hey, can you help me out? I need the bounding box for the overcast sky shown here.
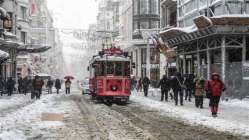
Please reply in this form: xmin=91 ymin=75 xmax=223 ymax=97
xmin=47 ymin=0 xmax=98 ymax=29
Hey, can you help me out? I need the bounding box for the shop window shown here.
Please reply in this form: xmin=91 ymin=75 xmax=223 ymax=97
xmin=140 ymin=21 xmax=149 ymax=29
xmin=246 ymin=37 xmax=249 ymax=60
xmin=150 ymin=48 xmax=160 ymax=64
xmin=227 ymin=48 xmax=242 ymax=63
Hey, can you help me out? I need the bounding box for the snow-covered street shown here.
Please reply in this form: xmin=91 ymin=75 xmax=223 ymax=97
xmin=0 ymin=88 xmax=248 ymax=140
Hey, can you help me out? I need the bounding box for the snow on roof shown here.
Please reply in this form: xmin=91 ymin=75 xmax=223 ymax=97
xmin=0 ymin=50 xmax=8 ymax=58
xmin=211 ymin=14 xmax=249 ymax=25
xmin=159 ymin=25 xmax=197 ymax=39
xmin=91 ymin=55 xmax=130 ymax=63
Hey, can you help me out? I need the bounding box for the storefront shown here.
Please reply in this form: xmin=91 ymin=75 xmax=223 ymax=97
xmin=160 ymin=16 xmax=249 ymax=98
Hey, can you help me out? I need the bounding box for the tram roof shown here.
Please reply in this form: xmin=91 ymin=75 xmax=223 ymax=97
xmin=90 ymin=55 xmax=130 ymax=63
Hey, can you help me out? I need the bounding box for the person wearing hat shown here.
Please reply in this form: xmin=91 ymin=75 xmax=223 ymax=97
xmin=205 ymin=73 xmax=225 ymax=117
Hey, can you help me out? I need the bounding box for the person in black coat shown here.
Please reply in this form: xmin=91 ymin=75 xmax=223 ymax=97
xmin=0 ymin=77 xmax=5 ymax=96
xmin=55 ymin=79 xmax=61 ymax=94
xmin=142 ymin=76 xmax=150 ymax=97
xmin=184 ymin=74 xmax=195 ymax=102
xmin=46 ymin=78 xmax=54 ymax=94
xmin=158 ymin=75 xmax=171 ymax=101
xmin=6 ymin=77 xmax=15 ymax=96
xmin=171 ymin=72 xmax=184 ymax=106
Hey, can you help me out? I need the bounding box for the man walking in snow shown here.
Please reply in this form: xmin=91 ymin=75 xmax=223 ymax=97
xmin=55 ymin=79 xmax=61 ymax=94
xmin=171 ymin=72 xmax=184 ymax=106
xmin=32 ymin=75 xmax=44 ymax=99
xmin=158 ymin=75 xmax=171 ymax=101
xmin=46 ymin=78 xmax=53 ymax=94
xmin=205 ymin=73 xmax=225 ymax=117
xmin=142 ymin=76 xmax=150 ymax=97
xmin=184 ymin=74 xmax=195 ymax=102
xmin=6 ymin=77 xmax=15 ymax=96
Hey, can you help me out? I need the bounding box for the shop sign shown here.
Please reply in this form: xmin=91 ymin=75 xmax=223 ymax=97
xmin=243 ymin=62 xmax=249 ymax=80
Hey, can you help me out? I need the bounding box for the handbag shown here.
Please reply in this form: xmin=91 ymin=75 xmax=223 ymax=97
xmin=206 ymin=81 xmax=212 ymax=98
xmin=176 ymin=77 xmax=186 ymax=89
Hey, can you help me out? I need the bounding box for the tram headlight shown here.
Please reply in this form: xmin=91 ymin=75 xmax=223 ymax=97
xmin=111 ymin=85 xmax=118 ymax=91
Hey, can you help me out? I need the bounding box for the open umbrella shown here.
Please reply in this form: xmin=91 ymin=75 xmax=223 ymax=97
xmin=64 ymin=76 xmax=74 ymax=80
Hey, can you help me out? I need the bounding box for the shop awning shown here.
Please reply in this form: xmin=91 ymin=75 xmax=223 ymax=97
xmin=160 ymin=15 xmax=249 ymax=46
xmin=17 ymin=45 xmax=51 ymax=53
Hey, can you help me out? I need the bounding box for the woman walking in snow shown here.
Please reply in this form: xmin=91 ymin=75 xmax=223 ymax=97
xmin=195 ymin=77 xmax=205 ymax=109
xmin=205 ymin=73 xmax=225 ymax=117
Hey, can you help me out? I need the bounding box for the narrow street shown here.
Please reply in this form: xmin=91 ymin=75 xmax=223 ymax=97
xmin=1 ymin=88 xmax=249 ymax=140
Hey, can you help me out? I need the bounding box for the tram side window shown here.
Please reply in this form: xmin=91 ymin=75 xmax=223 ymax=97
xmin=107 ymin=62 xmax=115 ymax=75
xmin=124 ymin=62 xmax=130 ymax=76
xmin=94 ymin=62 xmax=105 ymax=76
xmin=115 ymin=62 xmax=123 ymax=76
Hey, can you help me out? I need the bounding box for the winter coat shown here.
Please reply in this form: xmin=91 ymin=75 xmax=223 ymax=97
xmin=195 ymin=80 xmax=205 ymax=96
xmin=65 ymin=80 xmax=71 ymax=88
xmin=55 ymin=79 xmax=61 ymax=89
xmin=33 ymin=79 xmax=44 ymax=90
xmin=6 ymin=79 xmax=15 ymax=89
xmin=158 ymin=77 xmax=171 ymax=91
xmin=46 ymin=80 xmax=53 ymax=88
xmin=184 ymin=75 xmax=195 ymax=89
xmin=205 ymin=73 xmax=225 ymax=97
xmin=171 ymin=75 xmax=184 ymax=90
xmin=142 ymin=77 xmax=150 ymax=88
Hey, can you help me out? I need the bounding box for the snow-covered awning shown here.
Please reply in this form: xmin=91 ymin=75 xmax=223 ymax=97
xmin=18 ymin=45 xmax=51 ymax=53
xmin=160 ymin=15 xmax=249 ymax=46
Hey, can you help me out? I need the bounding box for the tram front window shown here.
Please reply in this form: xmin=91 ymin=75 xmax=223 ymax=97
xmin=106 ymin=61 xmax=130 ymax=76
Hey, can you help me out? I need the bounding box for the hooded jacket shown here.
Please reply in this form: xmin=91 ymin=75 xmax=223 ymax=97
xmin=205 ymin=73 xmax=225 ymax=96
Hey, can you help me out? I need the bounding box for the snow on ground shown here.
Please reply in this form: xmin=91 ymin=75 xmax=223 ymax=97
xmin=0 ymin=94 xmax=32 ymax=111
xmin=131 ymin=89 xmax=249 ymax=136
xmin=0 ymin=93 xmax=72 ymax=140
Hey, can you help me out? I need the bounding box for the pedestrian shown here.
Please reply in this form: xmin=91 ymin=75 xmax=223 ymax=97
xmin=18 ymin=77 xmax=23 ymax=94
xmin=6 ymin=77 xmax=15 ymax=96
xmin=158 ymin=75 xmax=171 ymax=101
xmin=184 ymin=74 xmax=195 ymax=102
xmin=136 ymin=77 xmax=142 ymax=92
xmin=131 ymin=76 xmax=137 ymax=91
xmin=142 ymin=76 xmax=150 ymax=97
xmin=205 ymin=73 xmax=225 ymax=117
xmin=32 ymin=75 xmax=44 ymax=99
xmin=0 ymin=77 xmax=5 ymax=96
xmin=46 ymin=78 xmax=53 ymax=94
xmin=65 ymin=79 xmax=72 ymax=94
xmin=22 ymin=77 xmax=28 ymax=95
xmin=55 ymin=79 xmax=61 ymax=94
xmin=171 ymin=72 xmax=184 ymax=106
xmin=195 ymin=77 xmax=205 ymax=109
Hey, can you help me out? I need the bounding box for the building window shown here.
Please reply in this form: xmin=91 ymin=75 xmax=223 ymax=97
xmin=151 ymin=0 xmax=159 ymax=15
xmin=140 ymin=21 xmax=149 ymax=29
xmin=141 ymin=48 xmax=147 ymax=64
xmin=140 ymin=0 xmax=149 ymax=14
xmin=151 ymin=21 xmax=159 ymax=28
xmin=133 ymin=20 xmax=139 ymax=30
xmin=20 ymin=6 xmax=27 ymax=20
xmin=214 ymin=5 xmax=223 ymax=16
xmin=134 ymin=0 xmax=138 ymax=15
xmin=185 ymin=0 xmax=196 ymax=13
xmin=21 ymin=31 xmax=27 ymax=44
xmin=226 ymin=1 xmax=243 ymax=14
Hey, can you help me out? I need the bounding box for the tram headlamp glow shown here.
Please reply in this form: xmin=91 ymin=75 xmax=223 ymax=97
xmin=111 ymin=85 xmax=118 ymax=91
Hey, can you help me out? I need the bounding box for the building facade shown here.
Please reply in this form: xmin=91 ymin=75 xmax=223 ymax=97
xmin=160 ymin=0 xmax=249 ymax=98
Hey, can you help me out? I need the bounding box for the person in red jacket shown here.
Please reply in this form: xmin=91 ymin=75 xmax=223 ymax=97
xmin=205 ymin=73 xmax=225 ymax=117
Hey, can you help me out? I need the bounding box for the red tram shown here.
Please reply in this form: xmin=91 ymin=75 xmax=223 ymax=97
xmin=88 ymin=47 xmax=132 ymax=104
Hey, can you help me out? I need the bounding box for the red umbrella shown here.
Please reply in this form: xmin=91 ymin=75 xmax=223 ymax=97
xmin=64 ymin=76 xmax=74 ymax=80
